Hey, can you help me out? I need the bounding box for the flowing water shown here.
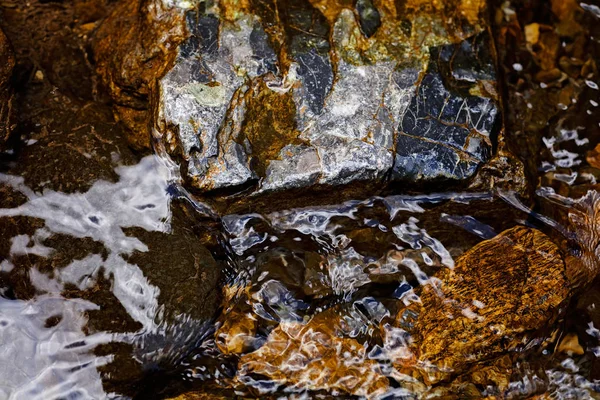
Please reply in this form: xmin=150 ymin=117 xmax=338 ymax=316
xmin=1 ymin=0 xmax=600 ymax=399
xmin=3 ymin=151 xmax=599 ymax=399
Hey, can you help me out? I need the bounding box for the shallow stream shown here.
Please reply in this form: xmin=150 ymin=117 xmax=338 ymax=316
xmin=1 ymin=0 xmax=600 ymax=399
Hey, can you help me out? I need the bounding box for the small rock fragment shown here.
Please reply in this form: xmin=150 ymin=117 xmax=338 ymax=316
xmin=557 ymin=333 xmax=585 ymax=355
xmin=166 ymin=394 xmax=227 ymax=400
xmin=355 ymin=0 xmax=381 ymax=38
xmin=587 ymin=144 xmax=600 ymax=169
xmin=525 ymin=23 xmax=541 ymax=45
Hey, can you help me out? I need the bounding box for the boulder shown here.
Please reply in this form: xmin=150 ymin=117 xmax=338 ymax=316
xmin=94 ymin=0 xmax=527 ymax=213
xmin=159 ymin=0 xmax=498 ymax=192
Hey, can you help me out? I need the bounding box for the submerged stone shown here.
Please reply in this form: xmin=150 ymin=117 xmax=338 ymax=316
xmin=237 ymin=308 xmax=390 ymax=398
xmin=390 ymin=187 xmax=600 ymax=388
xmin=393 ymin=225 xmax=570 ymax=385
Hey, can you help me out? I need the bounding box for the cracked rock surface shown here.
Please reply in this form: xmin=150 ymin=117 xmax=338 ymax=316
xmin=96 ymin=0 xmax=510 ymax=211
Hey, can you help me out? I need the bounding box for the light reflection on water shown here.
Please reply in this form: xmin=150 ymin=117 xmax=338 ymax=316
xmin=0 ymin=295 xmax=108 ymax=400
xmin=0 ymin=153 xmax=511 ymax=399
xmin=0 ymin=155 xmax=206 ymax=399
xmin=1 ymin=151 xmax=600 ymax=398
xmin=0 ymin=157 xmax=172 ymax=330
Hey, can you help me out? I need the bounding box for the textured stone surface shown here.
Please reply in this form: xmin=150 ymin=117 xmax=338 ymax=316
xmin=237 ymin=308 xmax=390 ymax=398
xmin=394 ymin=33 xmax=497 ymax=181
xmin=393 ymin=225 xmax=570 ymax=385
xmin=91 ymin=0 xmax=511 ymax=210
xmin=155 ymin=0 xmax=500 ymax=198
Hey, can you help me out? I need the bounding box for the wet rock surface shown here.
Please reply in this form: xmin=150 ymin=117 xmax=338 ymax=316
xmin=93 ymin=0 xmax=188 ymax=150
xmin=394 ymin=225 xmax=570 ymax=385
xmin=92 ymin=0 xmax=512 ymax=213
xmin=164 ymin=0 xmax=499 ymax=196
xmin=495 ymin=0 xmax=600 ymax=203
xmin=393 ymin=33 xmax=497 ymax=181
xmin=0 ymin=139 xmax=225 ymax=398
xmin=238 ymin=308 xmax=390 ymax=397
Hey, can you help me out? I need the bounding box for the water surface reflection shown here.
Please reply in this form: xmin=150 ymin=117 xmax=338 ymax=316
xmin=3 ymin=152 xmax=600 ymax=399
xmin=0 ymin=155 xmax=223 ymax=399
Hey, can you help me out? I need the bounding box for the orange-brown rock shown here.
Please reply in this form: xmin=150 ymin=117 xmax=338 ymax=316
xmin=215 ymin=307 xmax=257 ymax=355
xmin=587 ymin=144 xmax=600 ymax=170
xmin=557 ymin=333 xmax=584 ymax=355
xmin=166 ymin=393 xmax=228 ymax=400
xmin=392 ymin=190 xmax=600 ymax=385
xmin=92 ymin=0 xmax=188 ymax=150
xmin=238 ymin=311 xmax=389 ymax=398
xmin=394 ymin=225 xmax=570 ymax=384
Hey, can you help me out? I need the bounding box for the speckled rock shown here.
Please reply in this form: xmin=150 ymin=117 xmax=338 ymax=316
xmin=389 ymin=188 xmax=600 ymax=387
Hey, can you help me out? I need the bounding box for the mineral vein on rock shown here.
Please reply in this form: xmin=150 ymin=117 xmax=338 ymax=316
xmin=156 ymin=0 xmax=498 ymax=195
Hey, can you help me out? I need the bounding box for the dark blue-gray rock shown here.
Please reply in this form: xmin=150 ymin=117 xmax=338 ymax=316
xmin=154 ymin=0 xmax=502 ymax=201
xmin=355 ymin=0 xmax=381 ymax=38
xmin=393 ymin=33 xmax=497 ymax=181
